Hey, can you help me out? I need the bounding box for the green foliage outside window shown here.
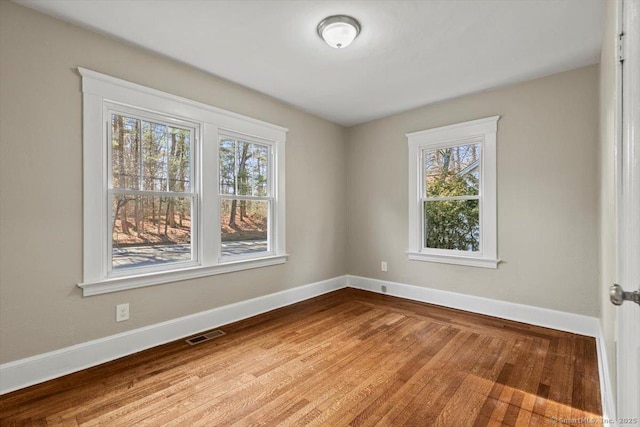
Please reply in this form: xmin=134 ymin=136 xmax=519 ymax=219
xmin=424 ymin=146 xmax=480 ymax=252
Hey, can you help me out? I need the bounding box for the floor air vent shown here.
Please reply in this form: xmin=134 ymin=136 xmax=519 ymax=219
xmin=186 ymin=329 xmax=226 ymax=345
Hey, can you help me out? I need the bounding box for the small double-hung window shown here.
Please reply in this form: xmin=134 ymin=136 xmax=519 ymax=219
xmin=79 ymin=68 xmax=287 ymax=296
xmin=407 ymin=116 xmax=499 ymax=268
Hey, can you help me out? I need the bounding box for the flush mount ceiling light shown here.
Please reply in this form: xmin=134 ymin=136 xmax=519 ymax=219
xmin=317 ymin=15 xmax=361 ymax=49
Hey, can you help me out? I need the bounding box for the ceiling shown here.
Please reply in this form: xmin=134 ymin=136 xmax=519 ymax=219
xmin=15 ymin=0 xmax=604 ymax=127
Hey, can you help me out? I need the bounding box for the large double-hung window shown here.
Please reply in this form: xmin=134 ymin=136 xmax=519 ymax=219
xmin=79 ymin=69 xmax=287 ymax=296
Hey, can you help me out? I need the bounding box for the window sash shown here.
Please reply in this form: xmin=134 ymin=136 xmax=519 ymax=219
xmin=108 ymin=193 xmax=199 ymax=277
xmin=420 ymin=141 xmax=482 ymax=199
xmin=218 ymin=198 xmax=274 ymax=261
xmin=107 ymin=105 xmax=197 ymax=193
xmin=218 ymin=133 xmax=273 ymax=198
xmin=421 ymin=198 xmax=482 ymax=253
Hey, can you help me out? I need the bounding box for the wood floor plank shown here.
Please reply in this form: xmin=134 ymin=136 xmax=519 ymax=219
xmin=0 ymin=289 xmax=602 ymax=426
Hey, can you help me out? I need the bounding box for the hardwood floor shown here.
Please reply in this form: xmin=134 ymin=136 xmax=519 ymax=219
xmin=0 ymin=288 xmax=602 ymax=426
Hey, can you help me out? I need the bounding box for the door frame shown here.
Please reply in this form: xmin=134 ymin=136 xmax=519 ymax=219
xmin=616 ymin=0 xmax=640 ymax=421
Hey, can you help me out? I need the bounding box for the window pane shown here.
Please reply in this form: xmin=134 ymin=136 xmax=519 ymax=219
xmin=112 ymin=194 xmax=192 ymax=270
xmin=219 ymin=138 xmax=236 ymax=195
xmin=424 ymin=199 xmax=479 ymax=251
xmin=219 ymin=138 xmax=269 ymax=196
xmin=167 ymin=126 xmax=191 ymax=192
xmin=424 ymin=143 xmax=480 ymax=197
xmin=141 ymin=122 xmax=191 ymax=192
xmin=112 ymin=114 xmax=141 ymax=190
xmin=142 ymin=121 xmax=168 ymax=191
xmin=220 ymin=199 xmax=268 ymax=257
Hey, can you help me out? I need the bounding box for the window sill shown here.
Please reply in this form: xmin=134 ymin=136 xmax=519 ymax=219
xmin=78 ymin=255 xmax=289 ymax=296
xmin=407 ymin=251 xmax=500 ymax=269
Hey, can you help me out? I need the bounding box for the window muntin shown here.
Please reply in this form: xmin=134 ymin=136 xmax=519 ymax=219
xmin=108 ymin=107 xmax=198 ymax=274
xmin=421 ymin=142 xmax=481 ymax=252
xmin=219 ymin=136 xmax=272 ymax=260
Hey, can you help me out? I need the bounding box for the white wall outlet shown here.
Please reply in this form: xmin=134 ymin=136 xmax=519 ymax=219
xmin=116 ymin=303 xmax=129 ymax=322
xmin=381 ymin=261 xmax=388 ymax=272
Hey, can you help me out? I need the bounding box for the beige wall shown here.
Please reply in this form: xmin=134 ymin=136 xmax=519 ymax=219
xmin=599 ymin=0 xmax=618 ymax=399
xmin=0 ymin=1 xmax=347 ymax=363
xmin=346 ymin=65 xmax=600 ymax=316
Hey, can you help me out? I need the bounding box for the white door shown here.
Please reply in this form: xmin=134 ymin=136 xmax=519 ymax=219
xmin=613 ymin=0 xmax=640 ymax=421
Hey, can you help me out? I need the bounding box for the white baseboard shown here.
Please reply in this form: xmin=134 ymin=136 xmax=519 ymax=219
xmin=595 ymin=322 xmax=618 ymax=426
xmin=347 ymin=275 xmax=600 ymax=337
xmin=0 ymin=275 xmax=347 ymax=395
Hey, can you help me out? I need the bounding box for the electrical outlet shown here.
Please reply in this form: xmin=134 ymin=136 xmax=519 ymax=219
xmin=381 ymin=285 xmax=388 ymax=293
xmin=116 ymin=303 xmax=129 ymax=322
xmin=381 ymin=261 xmax=388 ymax=272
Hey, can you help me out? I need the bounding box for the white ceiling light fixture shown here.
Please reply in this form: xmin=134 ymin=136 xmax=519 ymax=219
xmin=317 ymin=15 xmax=361 ymax=49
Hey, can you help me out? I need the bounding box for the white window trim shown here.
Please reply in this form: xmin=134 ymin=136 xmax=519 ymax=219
xmin=406 ymin=116 xmax=500 ymax=269
xmin=78 ymin=68 xmax=288 ymax=296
